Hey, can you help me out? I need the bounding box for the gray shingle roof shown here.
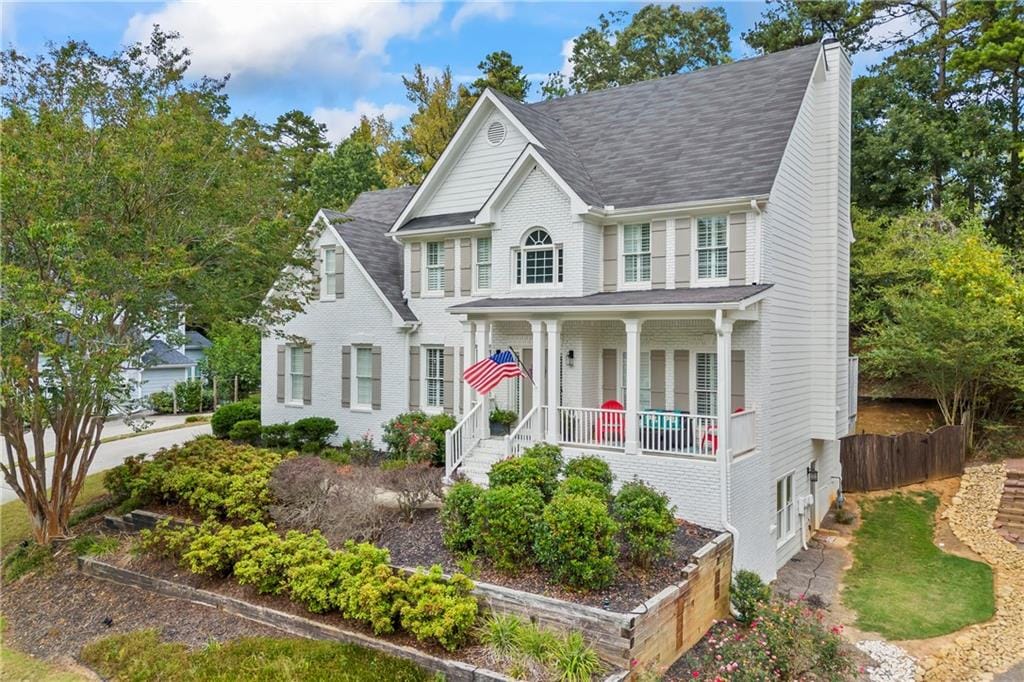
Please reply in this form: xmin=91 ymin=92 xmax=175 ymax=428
xmin=448 ymin=284 xmax=772 ymax=311
xmin=184 ymin=330 xmax=211 ymax=349
xmin=399 ymin=211 xmax=477 ymax=232
xmin=322 ymin=187 xmax=419 ymax=322
xmin=143 ymin=339 xmax=194 ymax=367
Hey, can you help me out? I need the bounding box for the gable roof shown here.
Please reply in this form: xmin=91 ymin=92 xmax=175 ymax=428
xmin=143 ymin=339 xmax=194 ymax=367
xmin=321 ymin=186 xmax=419 ymax=322
xmin=184 ymin=330 xmax=211 ymax=349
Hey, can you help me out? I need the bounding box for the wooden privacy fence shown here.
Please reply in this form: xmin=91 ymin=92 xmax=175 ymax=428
xmin=840 ymin=425 xmax=965 ymax=492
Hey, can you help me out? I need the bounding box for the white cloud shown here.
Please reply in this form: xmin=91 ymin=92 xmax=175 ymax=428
xmin=558 ymin=37 xmax=575 ymax=78
xmin=313 ymin=100 xmax=413 ymax=143
xmin=123 ymin=1 xmax=443 ymax=80
xmin=450 ymin=2 xmax=511 ymax=32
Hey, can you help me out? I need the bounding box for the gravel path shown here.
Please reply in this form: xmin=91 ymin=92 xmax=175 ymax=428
xmin=856 ymin=640 xmax=917 ymax=682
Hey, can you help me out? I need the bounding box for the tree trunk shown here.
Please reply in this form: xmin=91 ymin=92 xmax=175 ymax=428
xmin=931 ymin=0 xmax=948 ymax=211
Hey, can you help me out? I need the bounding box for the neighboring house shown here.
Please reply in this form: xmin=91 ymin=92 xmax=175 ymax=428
xmin=261 ymin=40 xmax=855 ymax=579
xmin=124 ymin=328 xmax=212 ymax=404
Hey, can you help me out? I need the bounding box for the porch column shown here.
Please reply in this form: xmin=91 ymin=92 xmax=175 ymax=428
xmin=715 ymin=315 xmax=734 ymax=460
xmin=545 ymin=320 xmax=560 ymax=443
xmin=530 ymin=320 xmax=546 ymax=438
xmin=461 ymin=320 xmax=476 ymax=417
xmin=624 ymin=319 xmax=641 ymax=455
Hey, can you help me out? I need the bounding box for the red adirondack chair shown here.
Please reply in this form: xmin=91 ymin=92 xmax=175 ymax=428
xmin=595 ymin=399 xmax=626 ymax=444
xmin=700 ymin=407 xmax=745 ymax=454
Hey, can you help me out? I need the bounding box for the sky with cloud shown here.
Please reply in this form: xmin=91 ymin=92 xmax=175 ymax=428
xmin=2 ymin=1 xmax=891 ymax=143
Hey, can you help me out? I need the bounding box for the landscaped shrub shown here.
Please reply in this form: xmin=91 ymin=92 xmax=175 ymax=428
xmin=732 ymin=569 xmax=772 ymax=624
xmin=381 ymin=461 xmax=444 ymax=520
xmin=612 ymin=480 xmax=677 ymax=568
xmin=426 ymin=413 xmax=456 ymax=466
xmin=553 ymin=631 xmax=602 ymax=682
xmin=211 ymin=398 xmax=260 ymax=438
xmin=554 ymin=476 xmax=610 ymax=503
xmin=478 ymin=613 xmax=602 ymax=680
xmin=341 ymin=433 xmax=379 ymax=465
xmin=534 ymin=494 xmax=619 ymax=590
xmin=289 ymin=417 xmax=338 ymax=451
xmin=474 ymin=484 xmax=545 ymax=570
xmin=104 ymin=454 xmax=147 ymax=503
xmin=149 ymin=380 xmax=213 ymax=414
xmin=382 ymin=412 xmax=439 ymax=464
xmin=520 ymin=442 xmax=564 ymax=473
xmin=563 ymin=456 xmax=614 ymax=492
xmin=398 ymin=566 xmax=478 ymax=651
xmin=488 ymin=456 xmax=559 ymax=501
xmin=148 ymin=390 xmax=175 ymax=414
xmin=229 ymin=419 xmax=262 ymax=444
xmin=261 ymin=423 xmax=292 ymax=448
xmin=440 ymin=481 xmax=484 ymax=553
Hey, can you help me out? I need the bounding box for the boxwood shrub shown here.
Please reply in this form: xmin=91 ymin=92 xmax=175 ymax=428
xmin=211 ymin=398 xmax=260 ymax=439
xmin=554 ymin=476 xmax=610 ymax=503
xmin=612 ymin=480 xmax=677 ymax=568
xmin=229 ymin=419 xmax=262 ymax=444
xmin=488 ymin=456 xmax=559 ymax=501
xmin=474 ymin=484 xmax=545 ymax=571
xmin=289 ymin=417 xmax=338 ymax=451
xmin=534 ymin=493 xmax=619 ymax=590
xmin=520 ymin=443 xmax=564 ymax=473
xmin=440 ymin=481 xmax=483 ymax=553
xmin=563 ymin=456 xmax=614 ymax=492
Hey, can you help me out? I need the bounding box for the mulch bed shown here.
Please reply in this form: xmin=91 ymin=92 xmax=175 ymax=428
xmin=376 ymin=508 xmax=718 ymax=612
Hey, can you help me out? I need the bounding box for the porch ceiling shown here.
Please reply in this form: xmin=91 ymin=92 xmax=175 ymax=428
xmin=448 ymin=283 xmax=771 ymax=316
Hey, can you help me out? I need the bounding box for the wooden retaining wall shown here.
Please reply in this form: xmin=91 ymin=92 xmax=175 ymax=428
xmin=840 ymin=425 xmax=965 ymax=492
xmin=106 ymin=510 xmax=732 ymax=672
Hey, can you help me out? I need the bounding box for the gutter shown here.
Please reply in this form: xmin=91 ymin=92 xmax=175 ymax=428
xmin=584 ymin=194 xmax=769 ymax=220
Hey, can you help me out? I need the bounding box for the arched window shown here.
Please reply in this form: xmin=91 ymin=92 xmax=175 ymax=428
xmin=516 ymin=228 xmax=563 ymax=285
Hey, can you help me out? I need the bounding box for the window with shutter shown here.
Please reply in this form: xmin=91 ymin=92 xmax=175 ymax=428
xmin=289 ymin=346 xmax=304 ymax=404
xmin=696 ymin=352 xmax=717 ymax=416
xmin=321 ymin=246 xmax=336 ymax=299
xmin=425 ymin=347 xmax=445 ymax=408
xmin=426 ymin=242 xmax=444 ymax=292
xmin=696 ymin=216 xmax=728 ymax=282
xmin=476 ymin=237 xmax=491 ymax=290
xmin=623 ymin=223 xmax=651 ymax=283
xmin=355 ymin=346 xmax=373 ymax=407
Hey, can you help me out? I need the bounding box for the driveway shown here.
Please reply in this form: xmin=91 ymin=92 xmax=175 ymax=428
xmin=1 ymin=420 xmax=211 ymax=504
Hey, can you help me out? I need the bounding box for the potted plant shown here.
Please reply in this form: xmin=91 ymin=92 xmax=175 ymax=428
xmin=489 ymin=408 xmax=518 ymax=436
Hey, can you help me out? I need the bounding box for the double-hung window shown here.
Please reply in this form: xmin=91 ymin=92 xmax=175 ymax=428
xmin=696 ymin=215 xmax=728 ymax=281
xmin=426 ymin=242 xmax=444 ymax=292
xmin=695 ymin=352 xmax=717 ymax=416
xmin=289 ymin=346 xmax=304 ymax=403
xmin=776 ymin=474 xmax=794 ymax=544
xmin=623 ymin=223 xmax=651 ymax=284
xmin=321 ymin=246 xmax=336 ymax=299
xmin=355 ymin=346 xmax=373 ymax=407
xmin=476 ymin=237 xmax=491 ymax=290
xmin=516 ymin=228 xmax=563 ymax=285
xmin=425 ymin=347 xmax=445 ymax=408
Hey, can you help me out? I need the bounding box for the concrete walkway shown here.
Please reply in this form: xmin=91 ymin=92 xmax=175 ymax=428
xmin=1 ymin=419 xmax=210 ymax=504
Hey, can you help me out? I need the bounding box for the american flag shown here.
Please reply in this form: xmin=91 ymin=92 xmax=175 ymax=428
xmin=463 ymin=349 xmax=522 ymax=395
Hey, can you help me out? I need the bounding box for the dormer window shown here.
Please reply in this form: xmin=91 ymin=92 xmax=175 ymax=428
xmin=515 ymin=228 xmax=563 ymax=286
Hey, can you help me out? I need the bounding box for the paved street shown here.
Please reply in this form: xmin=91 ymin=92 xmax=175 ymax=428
xmin=1 ymin=419 xmax=211 ymax=504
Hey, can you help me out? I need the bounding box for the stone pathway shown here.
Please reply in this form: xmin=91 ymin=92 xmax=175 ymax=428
xmin=921 ymin=464 xmax=1024 ymax=681
xmin=856 ymin=640 xmax=918 ymax=682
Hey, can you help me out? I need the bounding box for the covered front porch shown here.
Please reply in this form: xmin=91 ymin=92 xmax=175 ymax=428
xmin=444 ymin=288 xmax=767 ymax=480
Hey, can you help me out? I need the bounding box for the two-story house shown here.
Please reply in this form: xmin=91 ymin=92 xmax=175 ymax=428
xmin=261 ymin=40 xmax=855 ymax=579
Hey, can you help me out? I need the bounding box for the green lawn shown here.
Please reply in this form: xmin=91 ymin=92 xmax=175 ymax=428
xmin=0 ymin=471 xmax=109 ymax=551
xmin=81 ymin=630 xmax=431 ymax=682
xmin=842 ymin=491 xmax=995 ymax=640
xmin=1 ymin=618 xmax=88 ymax=682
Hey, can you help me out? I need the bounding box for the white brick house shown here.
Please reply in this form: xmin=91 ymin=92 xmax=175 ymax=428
xmin=261 ymin=40 xmax=855 ymax=579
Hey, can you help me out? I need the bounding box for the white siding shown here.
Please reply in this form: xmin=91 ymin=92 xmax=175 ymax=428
xmin=420 ymin=110 xmax=527 ymax=216
xmin=139 ymin=367 xmax=189 ymax=398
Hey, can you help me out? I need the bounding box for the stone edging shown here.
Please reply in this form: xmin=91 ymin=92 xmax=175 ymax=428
xmin=921 ymin=463 xmax=1024 ymax=681
xmin=77 ymin=556 xmax=629 ymax=682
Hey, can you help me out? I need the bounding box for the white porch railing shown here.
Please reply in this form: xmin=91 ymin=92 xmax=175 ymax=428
xmin=445 ymin=401 xmax=485 ymax=479
xmin=638 ymin=410 xmax=718 ymax=457
xmin=556 ymin=406 xmax=626 ymax=449
xmin=730 ymin=409 xmax=757 ymax=456
xmin=504 ymin=405 xmax=545 ymax=456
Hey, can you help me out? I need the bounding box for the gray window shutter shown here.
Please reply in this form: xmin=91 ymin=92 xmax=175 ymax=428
xmin=459 ymin=238 xmax=472 ymax=295
xmin=408 ymin=346 xmax=420 ymax=410
xmin=675 ymin=217 xmax=692 ymax=288
xmin=302 ymin=346 xmax=313 ymax=405
xmin=651 ymin=221 xmax=666 ymax=288
xmin=444 ymin=239 xmax=455 ymax=297
xmin=601 ymin=349 xmax=617 ymax=403
xmin=410 ymin=243 xmax=421 ymax=297
xmin=341 ymin=345 xmax=351 ymax=408
xmin=674 ymin=350 xmax=690 ymax=411
xmin=336 ymin=249 xmax=345 ymax=298
xmin=602 ymin=225 xmax=617 ymax=292
xmin=276 ymin=345 xmax=285 ymax=403
xmin=728 ymin=212 xmax=747 ymax=285
xmin=314 ymin=252 xmax=322 ymax=296
xmin=372 ymin=346 xmax=382 ymax=410
xmin=443 ymin=346 xmax=455 ymax=413
xmin=650 ymin=350 xmax=666 ymax=409
xmin=731 ymin=350 xmax=745 ymax=411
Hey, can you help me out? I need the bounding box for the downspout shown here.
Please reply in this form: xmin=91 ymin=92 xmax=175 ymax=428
xmin=714 ymin=310 xmax=740 ymax=546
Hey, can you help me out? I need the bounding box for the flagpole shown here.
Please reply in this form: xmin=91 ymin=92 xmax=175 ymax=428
xmin=508 ymin=347 xmax=536 ymax=386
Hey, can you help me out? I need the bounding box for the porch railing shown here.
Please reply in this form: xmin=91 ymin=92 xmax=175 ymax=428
xmin=505 ymin=404 xmax=544 ymax=457
xmin=638 ymin=410 xmax=718 ymax=457
xmin=730 ymin=409 xmax=757 ymax=456
xmin=556 ymin=406 xmax=626 ymax=449
xmin=445 ymin=401 xmax=485 ymax=480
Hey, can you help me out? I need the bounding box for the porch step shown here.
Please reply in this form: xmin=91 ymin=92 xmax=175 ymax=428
xmin=456 ymin=437 xmax=508 ymax=486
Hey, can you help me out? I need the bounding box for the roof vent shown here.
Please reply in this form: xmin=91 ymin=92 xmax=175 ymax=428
xmin=486 ymin=120 xmax=506 ymax=146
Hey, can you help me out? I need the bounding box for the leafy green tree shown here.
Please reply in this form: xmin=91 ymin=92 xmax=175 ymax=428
xmin=470 ymin=50 xmax=530 ymax=101
xmin=0 ymin=30 xmax=314 ymax=543
xmin=401 ymin=65 xmax=474 ymax=180
xmin=862 ymin=220 xmax=1024 ymax=441
xmin=309 ymin=131 xmax=384 ymax=211
xmin=270 ymin=109 xmax=330 ymax=213
xmin=542 ymin=4 xmax=732 ymax=97
xmin=743 ymin=0 xmax=875 ymax=54
xmin=199 ymin=322 xmax=263 ymax=396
